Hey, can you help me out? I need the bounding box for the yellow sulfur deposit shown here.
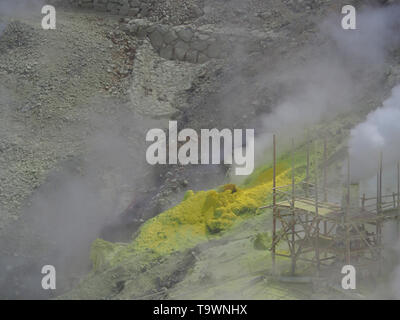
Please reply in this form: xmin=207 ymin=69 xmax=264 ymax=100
xmin=91 ymin=150 xmax=310 ymax=269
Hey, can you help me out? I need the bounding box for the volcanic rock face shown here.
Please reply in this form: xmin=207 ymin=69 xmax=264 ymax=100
xmin=119 ymin=19 xmax=275 ymax=63
xmin=129 ymin=41 xmax=204 ymax=118
xmin=0 ymin=0 xmax=399 ymax=300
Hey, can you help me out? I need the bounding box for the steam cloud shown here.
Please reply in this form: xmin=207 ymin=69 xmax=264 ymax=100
xmin=325 ymin=4 xmax=400 ymax=64
xmin=349 ymin=85 xmax=400 ymax=180
xmin=0 ymin=0 xmax=45 ymax=17
xmin=0 ymin=0 xmax=399 ymax=298
xmin=0 ymin=0 xmax=45 ymax=37
xmin=255 ymin=4 xmax=400 ymax=163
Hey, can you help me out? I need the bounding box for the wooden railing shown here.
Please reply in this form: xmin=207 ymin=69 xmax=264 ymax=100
xmin=272 ymin=181 xmax=400 ymax=216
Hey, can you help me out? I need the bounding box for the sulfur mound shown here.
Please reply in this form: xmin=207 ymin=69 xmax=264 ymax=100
xmin=89 ymin=146 xmax=313 ymax=271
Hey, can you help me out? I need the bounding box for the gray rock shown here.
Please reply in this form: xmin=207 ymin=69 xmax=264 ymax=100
xmin=174 ymin=47 xmax=187 ymax=61
xmin=127 ymin=8 xmax=140 ymax=16
xmin=145 ymin=24 xmax=157 ymax=35
xmin=197 ymin=52 xmax=208 ymax=63
xmin=126 ymin=23 xmax=139 ymax=34
xmin=198 ymin=33 xmax=211 ymax=41
xmin=185 ymin=49 xmax=198 ymax=63
xmin=156 ymin=24 xmax=169 ymax=35
xmin=177 ymin=27 xmax=194 ymax=42
xmin=175 ymin=40 xmax=189 ymax=51
xmin=140 ymin=5 xmax=150 ymax=17
xmin=149 ymin=31 xmax=163 ymax=49
xmin=160 ymin=45 xmax=174 ymax=60
xmin=120 ymin=0 xmax=130 ymax=11
xmin=137 ymin=27 xmax=148 ymax=39
xmin=192 ymin=5 xmax=204 ymax=17
xmin=191 ymin=40 xmax=208 ymax=52
xmin=206 ymin=43 xmax=222 ymax=58
xmin=164 ymin=30 xmax=178 ymax=44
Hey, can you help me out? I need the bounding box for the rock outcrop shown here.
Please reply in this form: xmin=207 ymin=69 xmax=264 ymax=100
xmin=120 ymin=19 xmax=274 ymax=63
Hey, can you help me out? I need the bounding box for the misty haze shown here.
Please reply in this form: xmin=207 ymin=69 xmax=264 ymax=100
xmin=0 ymin=0 xmax=400 ymax=303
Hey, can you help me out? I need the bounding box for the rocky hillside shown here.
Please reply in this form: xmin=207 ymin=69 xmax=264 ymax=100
xmin=0 ymin=0 xmax=399 ymax=299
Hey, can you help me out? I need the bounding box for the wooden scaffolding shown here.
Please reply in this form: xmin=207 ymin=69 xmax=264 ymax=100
xmin=270 ymin=135 xmax=400 ymax=276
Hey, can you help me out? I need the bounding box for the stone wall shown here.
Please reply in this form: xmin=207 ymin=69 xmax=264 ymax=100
xmin=120 ymin=19 xmax=271 ymax=63
xmin=47 ymin=1 xmax=273 ymax=63
xmin=121 ymin=20 xmax=225 ymax=63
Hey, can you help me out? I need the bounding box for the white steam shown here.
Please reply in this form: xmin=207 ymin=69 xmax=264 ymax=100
xmin=0 ymin=0 xmax=45 ymax=17
xmin=324 ymin=5 xmax=400 ymax=64
xmin=349 ymin=85 xmax=400 ymax=180
xmin=0 ymin=0 xmax=45 ymax=37
xmin=255 ymin=4 xmax=400 ymax=163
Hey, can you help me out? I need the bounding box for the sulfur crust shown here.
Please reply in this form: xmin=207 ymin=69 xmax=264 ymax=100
xmin=90 ymin=148 xmax=312 ymax=271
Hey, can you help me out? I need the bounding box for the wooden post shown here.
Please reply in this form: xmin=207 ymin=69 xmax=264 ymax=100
xmin=315 ymin=154 xmax=320 ymax=275
xmin=291 ymin=139 xmax=296 ymax=276
xmin=323 ymin=138 xmax=328 ymax=239
xmin=377 ymin=172 xmax=380 ymax=214
xmin=347 ymin=156 xmax=351 ymax=213
xmin=378 ymin=153 xmax=383 ymax=273
xmin=397 ymin=161 xmax=400 ymax=238
xmin=362 ymin=193 xmax=365 ymax=211
xmin=306 ymin=138 xmax=310 ymax=198
xmin=272 ymin=134 xmax=277 ymax=274
xmin=292 ymin=139 xmax=295 ymax=205
xmin=323 ymin=138 xmax=328 ymax=202
xmin=345 ymin=156 xmax=351 ymax=265
xmin=305 ymin=138 xmax=310 ymax=239
xmin=397 ymin=161 xmax=400 ymax=209
xmin=315 ymin=153 xmax=319 ymax=217
xmin=379 ymin=152 xmax=383 ymax=212
xmin=376 ymin=153 xmax=383 ymax=274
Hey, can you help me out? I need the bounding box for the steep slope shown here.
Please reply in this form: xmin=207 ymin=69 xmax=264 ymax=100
xmin=0 ymin=0 xmax=399 ymax=300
